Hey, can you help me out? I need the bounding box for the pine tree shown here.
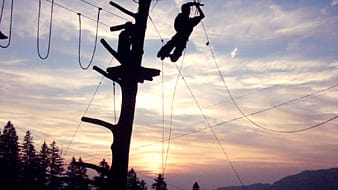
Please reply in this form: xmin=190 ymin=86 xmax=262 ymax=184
xmin=48 ymin=141 xmax=65 ymax=190
xmin=126 ymin=168 xmax=148 ymax=190
xmin=65 ymin=157 xmax=89 ymax=190
xmin=0 ymin=121 xmax=20 ymax=190
xmin=94 ymin=158 xmax=110 ymax=190
xmin=139 ymin=180 xmax=147 ymax=190
xmin=151 ymin=174 xmax=167 ymax=190
xmin=20 ymin=130 xmax=39 ymax=190
xmin=127 ymin=168 xmax=139 ymax=190
xmin=192 ymin=182 xmax=200 ymax=190
xmin=36 ymin=141 xmax=50 ymax=190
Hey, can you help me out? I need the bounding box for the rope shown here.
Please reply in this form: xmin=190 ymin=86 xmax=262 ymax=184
xmin=163 ymin=49 xmax=186 ymax=174
xmin=172 ymin=62 xmax=246 ymax=189
xmin=77 ymin=7 xmax=101 ymax=70
xmin=149 ymin=7 xmax=245 ymax=187
xmin=113 ymin=82 xmax=117 ymax=123
xmin=148 ymin=15 xmax=164 ymax=43
xmin=199 ymin=21 xmax=337 ymax=134
xmin=161 ymin=53 xmax=165 ymax=175
xmin=37 ymin=0 xmax=54 ymax=59
xmin=64 ymin=58 xmax=114 ymax=156
xmin=0 ymin=0 xmax=5 ymax=25
xmin=0 ymin=0 xmax=13 ymax=48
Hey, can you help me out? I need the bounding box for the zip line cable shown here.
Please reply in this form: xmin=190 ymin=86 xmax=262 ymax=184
xmin=77 ymin=7 xmax=101 ymax=70
xmin=45 ymin=0 xmax=110 ymax=27
xmin=37 ymin=0 xmax=54 ymax=59
xmin=0 ymin=0 xmax=13 ymax=48
xmin=172 ymin=61 xmax=246 ymax=189
xmin=78 ymin=0 xmax=129 ymax=21
xmin=64 ymin=58 xmax=114 ymax=156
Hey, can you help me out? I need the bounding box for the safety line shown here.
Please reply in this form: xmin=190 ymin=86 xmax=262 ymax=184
xmin=77 ymin=7 xmax=101 ymax=70
xmin=131 ymin=82 xmax=338 ymax=155
xmin=113 ymin=82 xmax=117 ymax=123
xmin=163 ymin=49 xmax=186 ymax=174
xmin=172 ymin=62 xmax=247 ymax=189
xmin=161 ymin=49 xmax=165 ymax=175
xmin=149 ymin=6 xmax=245 ymax=187
xmin=63 ymin=58 xmax=114 ymax=156
xmin=37 ymin=0 xmax=54 ymax=59
xmin=199 ymin=20 xmax=337 ymax=134
xmin=0 ymin=0 xmax=13 ymax=48
xmin=0 ymin=0 xmax=4 ymax=23
xmin=148 ymin=15 xmax=164 ymax=43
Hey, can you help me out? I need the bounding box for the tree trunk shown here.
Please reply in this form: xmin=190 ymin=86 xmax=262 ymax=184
xmin=109 ymin=1 xmax=152 ymax=190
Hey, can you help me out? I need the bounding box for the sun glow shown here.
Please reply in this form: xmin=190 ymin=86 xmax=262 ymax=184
xmin=132 ymin=152 xmax=163 ymax=174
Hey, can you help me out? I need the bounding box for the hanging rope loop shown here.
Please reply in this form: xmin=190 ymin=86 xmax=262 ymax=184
xmin=78 ymin=7 xmax=101 ymax=70
xmin=0 ymin=0 xmax=14 ymax=48
xmin=36 ymin=0 xmax=54 ymax=59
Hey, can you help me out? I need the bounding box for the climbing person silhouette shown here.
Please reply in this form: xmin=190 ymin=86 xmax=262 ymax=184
xmin=105 ymin=22 xmax=135 ymax=80
xmin=157 ymin=2 xmax=205 ymax=62
xmin=110 ymin=22 xmax=134 ymax=65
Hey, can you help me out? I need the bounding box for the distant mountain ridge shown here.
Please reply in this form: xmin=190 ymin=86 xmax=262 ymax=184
xmin=217 ymin=167 xmax=338 ymax=190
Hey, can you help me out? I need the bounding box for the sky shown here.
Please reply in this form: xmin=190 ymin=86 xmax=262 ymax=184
xmin=0 ymin=0 xmax=338 ymax=189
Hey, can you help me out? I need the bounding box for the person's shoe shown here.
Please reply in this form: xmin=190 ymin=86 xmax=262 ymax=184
xmin=0 ymin=30 xmax=8 ymax=40
xmin=169 ymin=54 xmax=179 ymax=62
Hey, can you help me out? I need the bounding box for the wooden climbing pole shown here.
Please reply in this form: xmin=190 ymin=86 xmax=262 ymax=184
xmin=81 ymin=0 xmax=160 ymax=189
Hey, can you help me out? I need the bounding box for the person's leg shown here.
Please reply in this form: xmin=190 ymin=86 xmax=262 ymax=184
xmin=170 ymin=41 xmax=186 ymax=62
xmin=157 ymin=39 xmax=175 ymax=60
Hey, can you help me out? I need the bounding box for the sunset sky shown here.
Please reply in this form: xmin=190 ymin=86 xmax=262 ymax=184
xmin=0 ymin=0 xmax=338 ymax=189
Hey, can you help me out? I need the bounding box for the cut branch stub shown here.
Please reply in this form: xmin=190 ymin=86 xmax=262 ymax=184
xmin=109 ymin=1 xmax=136 ymax=18
xmin=81 ymin=116 xmax=116 ymax=134
xmin=100 ymin=38 xmax=122 ymax=63
xmin=93 ymin=65 xmax=122 ymax=84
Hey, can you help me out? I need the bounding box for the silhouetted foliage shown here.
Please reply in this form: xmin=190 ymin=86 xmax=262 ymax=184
xmin=0 ymin=121 xmax=149 ymax=190
xmin=36 ymin=141 xmax=50 ymax=189
xmin=151 ymin=174 xmax=167 ymax=190
xmin=127 ymin=168 xmax=148 ymax=190
xmin=48 ymin=141 xmax=65 ymax=190
xmin=65 ymin=157 xmax=89 ymax=190
xmin=0 ymin=121 xmax=20 ymax=190
xmin=193 ymin=181 xmax=200 ymax=190
xmin=20 ymin=130 xmax=39 ymax=190
xmin=93 ymin=158 xmax=110 ymax=190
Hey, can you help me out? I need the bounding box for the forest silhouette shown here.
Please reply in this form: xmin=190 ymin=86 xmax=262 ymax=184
xmin=0 ymin=121 xmax=202 ymax=190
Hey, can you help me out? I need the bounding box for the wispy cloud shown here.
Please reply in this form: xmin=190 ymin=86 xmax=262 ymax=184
xmin=1 ymin=1 xmax=338 ymax=189
xmin=231 ymin=48 xmax=238 ymax=58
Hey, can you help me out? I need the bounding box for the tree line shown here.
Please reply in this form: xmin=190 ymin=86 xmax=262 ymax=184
xmin=0 ymin=121 xmax=200 ymax=190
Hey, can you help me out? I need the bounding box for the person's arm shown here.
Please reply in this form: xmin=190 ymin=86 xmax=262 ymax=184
xmin=190 ymin=3 xmax=205 ymax=27
xmin=195 ymin=3 xmax=205 ymax=20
